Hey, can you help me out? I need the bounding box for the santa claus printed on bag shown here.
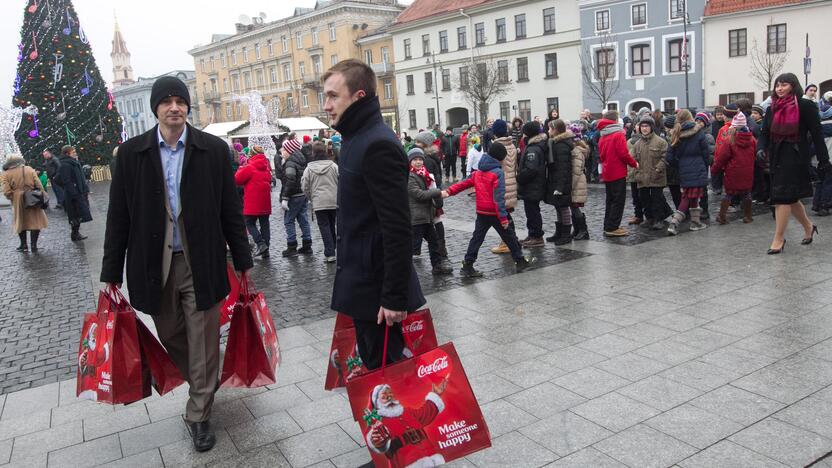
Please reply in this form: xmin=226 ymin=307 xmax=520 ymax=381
xmin=364 ymin=373 xmax=450 ymax=468
xmin=77 ymin=319 xmax=113 ymax=401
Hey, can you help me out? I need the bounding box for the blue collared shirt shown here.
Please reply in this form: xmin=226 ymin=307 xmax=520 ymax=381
xmin=157 ymin=126 xmax=187 ymax=252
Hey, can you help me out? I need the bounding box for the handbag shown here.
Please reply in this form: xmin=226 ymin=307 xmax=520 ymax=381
xmin=21 ymin=167 xmax=49 ymax=209
xmin=345 ymin=328 xmax=491 ymax=467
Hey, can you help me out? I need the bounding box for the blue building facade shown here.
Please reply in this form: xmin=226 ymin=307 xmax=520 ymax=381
xmin=579 ymin=0 xmax=705 ymax=116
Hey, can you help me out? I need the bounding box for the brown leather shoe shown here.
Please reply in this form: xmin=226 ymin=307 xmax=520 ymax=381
xmin=490 ymin=242 xmax=510 ymax=254
xmin=603 ymin=227 xmax=628 ymax=237
xmin=522 ymin=237 xmax=545 ymax=248
xmin=627 ymin=216 xmax=643 ymax=225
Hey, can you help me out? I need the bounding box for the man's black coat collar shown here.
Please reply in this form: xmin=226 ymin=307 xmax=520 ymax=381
xmin=333 ymin=95 xmax=382 ymax=138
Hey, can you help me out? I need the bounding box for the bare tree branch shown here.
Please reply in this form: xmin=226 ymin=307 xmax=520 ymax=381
xmin=453 ymin=57 xmax=513 ymax=124
xmin=580 ymin=32 xmax=620 ymax=110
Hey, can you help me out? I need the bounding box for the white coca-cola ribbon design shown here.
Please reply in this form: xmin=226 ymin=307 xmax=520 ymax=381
xmin=403 ymin=320 xmax=424 ymax=333
xmin=417 ymin=355 xmax=449 ymax=378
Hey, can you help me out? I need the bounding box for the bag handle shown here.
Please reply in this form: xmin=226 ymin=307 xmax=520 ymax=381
xmin=239 ymin=270 xmax=250 ymax=297
xmin=381 ymin=324 xmax=389 ymax=370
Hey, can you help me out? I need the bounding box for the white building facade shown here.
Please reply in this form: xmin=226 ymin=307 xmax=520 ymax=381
xmin=391 ymin=0 xmax=582 ymax=132
xmin=702 ymin=0 xmax=832 ymax=106
xmin=112 ymin=71 xmax=197 ymax=139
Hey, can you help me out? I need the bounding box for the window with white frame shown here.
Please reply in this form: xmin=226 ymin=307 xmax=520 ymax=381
xmin=296 ymin=31 xmax=303 ymax=49
xmin=226 ymin=103 xmax=232 ymax=119
xmin=499 ymin=101 xmax=510 ymax=121
xmin=441 ymin=68 xmax=450 ymax=90
xmin=496 ymin=18 xmax=506 ymax=43
xmin=299 ymin=61 xmax=306 ymax=78
xmin=209 ymin=56 xmax=215 ymax=71
xmin=630 ymin=44 xmax=650 ymax=76
xmin=384 ymin=80 xmax=393 ymax=100
xmin=329 ymin=23 xmax=337 ymax=41
xmin=427 ymin=108 xmax=436 ymax=127
xmin=302 ymin=92 xmax=309 ymax=108
xmin=498 ymin=60 xmax=509 ymax=83
xmin=404 ymin=38 xmax=412 ymax=59
xmin=767 ymin=24 xmax=786 ymax=53
xmin=595 ymin=10 xmax=610 ymax=32
xmin=670 ymin=0 xmax=685 ymax=20
xmin=422 ymin=34 xmax=430 ymax=56
xmin=668 ymin=38 xmax=685 ymax=72
xmin=515 ymin=14 xmax=526 ymax=39
xmin=381 ymin=47 xmax=389 ymax=64
xmin=269 ymin=66 xmax=277 ymax=85
xmin=425 ymin=72 xmax=433 ymax=93
xmin=318 ymin=91 xmax=324 ymax=107
xmin=282 ymin=36 xmax=288 ymax=52
xmin=545 ymin=53 xmax=558 ymax=78
xmin=406 ymin=75 xmax=414 ymax=94
xmin=543 ymin=7 xmax=556 ymax=34
xmin=475 ymin=22 xmax=485 ymax=46
xmin=459 ymin=66 xmax=469 ymax=88
xmin=232 ymin=75 xmax=240 ymax=91
xmin=365 ymin=49 xmax=373 ymax=64
xmin=242 ymin=47 xmax=248 ymax=63
xmin=287 ymin=95 xmax=294 ymax=111
xmin=220 ymin=52 xmax=226 ymax=67
xmin=254 ymin=43 xmax=261 ymax=60
xmin=517 ymin=57 xmax=528 ymax=81
xmin=595 ymin=47 xmax=615 ymax=80
xmin=231 ymin=49 xmax=236 ymax=65
xmin=282 ymin=63 xmax=292 ymax=82
xmin=439 ymin=30 xmax=448 ymax=53
xmin=312 ymin=56 xmax=322 ymax=74
xmin=729 ymin=28 xmax=747 ymax=57
xmin=223 ymin=78 xmax=229 ymax=92
xmin=311 ymin=27 xmax=319 ymax=45
xmin=662 ymin=98 xmax=677 ymax=113
xmin=267 ymin=40 xmax=273 ymax=56
xmin=632 ymin=4 xmax=647 ymax=26
xmin=607 ymin=102 xmax=619 ymax=111
xmin=331 ymin=54 xmax=338 ymax=66
xmin=255 ymin=69 xmax=264 ymax=87
xmin=408 ymin=109 xmax=417 ymax=129
xmin=457 ymin=26 xmax=467 ymax=49
xmin=243 ymin=72 xmax=252 ymax=90
xmin=518 ymin=100 xmax=531 ymax=122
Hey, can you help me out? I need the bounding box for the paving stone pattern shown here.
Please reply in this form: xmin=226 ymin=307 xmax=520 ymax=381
xmin=1 ymin=184 xmax=832 ymax=466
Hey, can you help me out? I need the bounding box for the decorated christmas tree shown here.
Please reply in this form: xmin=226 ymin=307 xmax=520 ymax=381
xmin=12 ymin=0 xmax=122 ymax=166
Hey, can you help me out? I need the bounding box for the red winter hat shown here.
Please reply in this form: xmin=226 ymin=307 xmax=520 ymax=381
xmin=303 ymin=135 xmax=311 ymax=144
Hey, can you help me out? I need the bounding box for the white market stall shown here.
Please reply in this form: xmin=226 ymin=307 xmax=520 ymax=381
xmin=201 ymin=121 xmax=248 ymax=143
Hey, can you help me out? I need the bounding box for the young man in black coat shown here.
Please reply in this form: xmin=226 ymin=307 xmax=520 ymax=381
xmin=324 ymin=59 xmax=425 ymax=371
xmin=57 ymin=145 xmax=91 ymax=241
xmin=517 ymin=122 xmax=548 ymax=247
xmin=100 ymin=76 xmax=252 ymax=452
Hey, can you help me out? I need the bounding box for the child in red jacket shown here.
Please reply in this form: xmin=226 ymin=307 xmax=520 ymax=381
xmin=598 ymin=111 xmax=639 ymax=236
xmin=443 ymin=142 xmax=535 ymax=277
xmin=712 ymin=112 xmax=756 ymax=224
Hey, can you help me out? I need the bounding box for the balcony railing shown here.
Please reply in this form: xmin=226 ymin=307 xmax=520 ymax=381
xmin=371 ymin=62 xmax=395 ymax=75
xmin=301 ymin=72 xmax=323 ymax=88
xmin=203 ymin=90 xmax=222 ymax=104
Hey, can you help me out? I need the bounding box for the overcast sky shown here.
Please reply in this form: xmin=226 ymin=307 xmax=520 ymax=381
xmin=0 ymin=1 xmax=330 ymax=100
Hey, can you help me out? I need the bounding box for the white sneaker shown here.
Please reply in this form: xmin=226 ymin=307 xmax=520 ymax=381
xmin=325 ymin=256 xmax=337 ymax=263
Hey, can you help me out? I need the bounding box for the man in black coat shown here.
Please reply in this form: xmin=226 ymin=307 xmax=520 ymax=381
xmin=57 ymin=145 xmax=91 ymax=240
xmin=324 ymin=59 xmax=425 ymax=370
xmin=100 ymin=76 xmax=252 ymax=452
xmin=440 ymin=126 xmax=458 ymax=182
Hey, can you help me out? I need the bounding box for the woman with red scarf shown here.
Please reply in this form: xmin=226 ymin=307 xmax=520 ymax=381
xmin=758 ymin=73 xmax=832 ymax=254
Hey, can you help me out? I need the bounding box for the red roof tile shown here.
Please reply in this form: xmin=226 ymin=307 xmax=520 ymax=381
xmin=395 ymin=0 xmax=492 ymax=25
xmin=704 ymin=0 xmax=808 ymax=16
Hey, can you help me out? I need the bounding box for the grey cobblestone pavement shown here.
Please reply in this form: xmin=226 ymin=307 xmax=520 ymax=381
xmin=0 ymin=180 xmax=775 ymax=396
xmin=0 ymin=188 xmax=831 ymax=466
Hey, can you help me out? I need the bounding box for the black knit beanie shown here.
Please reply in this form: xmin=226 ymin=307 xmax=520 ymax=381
xmin=150 ymin=76 xmax=191 ymax=117
xmin=522 ymin=121 xmax=541 ymax=139
xmin=489 ymin=142 xmax=507 ymax=161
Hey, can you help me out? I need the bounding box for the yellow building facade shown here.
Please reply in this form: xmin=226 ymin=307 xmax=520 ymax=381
xmin=188 ymin=1 xmax=402 ymax=129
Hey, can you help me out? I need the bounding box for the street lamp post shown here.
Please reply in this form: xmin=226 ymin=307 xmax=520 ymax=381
xmin=681 ymin=0 xmax=690 ymax=109
xmin=428 ymin=53 xmax=442 ymax=128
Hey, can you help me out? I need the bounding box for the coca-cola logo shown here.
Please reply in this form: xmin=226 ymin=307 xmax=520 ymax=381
xmin=404 ymin=320 xmax=424 ymax=333
xmin=417 ymin=356 xmax=449 ymax=378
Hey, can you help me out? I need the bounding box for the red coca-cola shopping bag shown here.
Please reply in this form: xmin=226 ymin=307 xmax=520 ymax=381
xmin=135 ymin=319 xmax=185 ymax=396
xmin=346 ymin=341 xmax=491 ymax=467
xmin=324 ymin=312 xmax=354 ymax=390
xmin=76 ymin=288 xmax=144 ymax=404
xmin=220 ymin=274 xmax=281 ymax=387
xmin=332 ymin=310 xmax=439 ymax=388
xmin=220 ymin=264 xmax=242 ymax=335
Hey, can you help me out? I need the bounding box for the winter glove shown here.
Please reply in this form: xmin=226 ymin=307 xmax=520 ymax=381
xmin=819 ymin=160 xmax=832 ymax=180
xmin=281 ymin=200 xmax=290 ymax=211
xmin=553 ymin=190 xmax=563 ymax=196
xmin=756 ymin=150 xmax=767 ymax=163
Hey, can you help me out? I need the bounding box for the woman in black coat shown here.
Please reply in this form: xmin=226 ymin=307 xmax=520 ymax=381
xmin=544 ymin=119 xmax=573 ymax=245
xmin=57 ymin=146 xmax=92 ymax=241
xmin=759 ymin=73 xmax=832 ymax=254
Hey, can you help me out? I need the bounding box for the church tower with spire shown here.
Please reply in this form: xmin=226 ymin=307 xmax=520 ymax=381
xmin=111 ymin=16 xmax=135 ymax=88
